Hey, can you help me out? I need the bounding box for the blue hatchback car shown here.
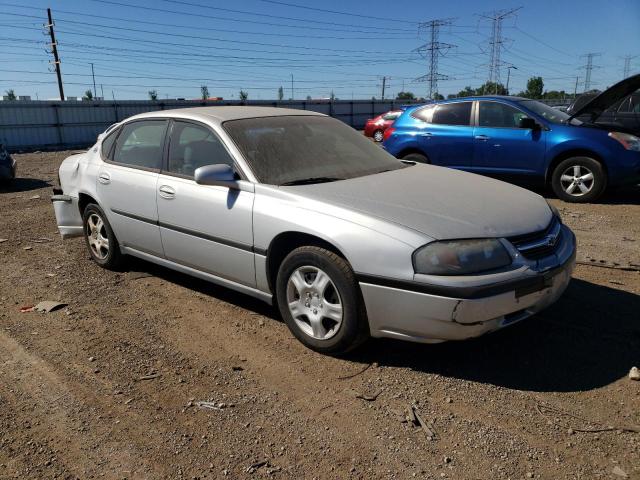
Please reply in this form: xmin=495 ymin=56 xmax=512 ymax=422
xmin=383 ymin=75 xmax=640 ymax=202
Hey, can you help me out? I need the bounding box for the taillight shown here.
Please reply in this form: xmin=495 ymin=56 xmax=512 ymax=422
xmin=383 ymin=127 xmax=395 ymax=141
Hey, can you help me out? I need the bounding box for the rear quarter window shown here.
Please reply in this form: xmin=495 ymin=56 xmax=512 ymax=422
xmin=101 ymin=129 xmax=119 ymax=160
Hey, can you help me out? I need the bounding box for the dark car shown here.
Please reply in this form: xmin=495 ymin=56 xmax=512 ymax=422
xmin=0 ymin=143 xmax=16 ymax=181
xmin=383 ymin=74 xmax=640 ymax=203
xmin=364 ymin=110 xmax=403 ymax=142
xmin=568 ymin=89 xmax=640 ymax=136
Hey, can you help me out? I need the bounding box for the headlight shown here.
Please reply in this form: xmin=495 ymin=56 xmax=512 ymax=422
xmin=608 ymin=131 xmax=640 ymax=151
xmin=413 ymin=239 xmax=512 ymax=276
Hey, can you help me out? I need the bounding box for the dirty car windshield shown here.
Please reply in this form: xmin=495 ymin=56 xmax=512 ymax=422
xmin=518 ymin=100 xmax=573 ymax=124
xmin=223 ymin=115 xmax=405 ymax=185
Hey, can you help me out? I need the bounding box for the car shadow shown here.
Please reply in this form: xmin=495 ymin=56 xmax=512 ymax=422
xmin=0 ymin=177 xmax=51 ymax=193
xmin=123 ymin=257 xmax=639 ymax=393
xmin=349 ymin=278 xmax=640 ymax=393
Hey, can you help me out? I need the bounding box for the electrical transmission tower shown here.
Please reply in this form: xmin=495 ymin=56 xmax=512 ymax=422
xmin=580 ymin=53 xmax=601 ymax=92
xmin=622 ymin=55 xmax=637 ymax=78
xmin=479 ymin=7 xmax=521 ymax=89
xmin=413 ymin=18 xmax=455 ymax=99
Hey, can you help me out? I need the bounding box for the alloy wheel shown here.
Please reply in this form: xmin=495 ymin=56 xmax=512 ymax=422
xmin=286 ymin=266 xmax=343 ymax=340
xmin=373 ymin=130 xmax=384 ymax=142
xmin=86 ymin=213 xmax=109 ymax=260
xmin=559 ymin=165 xmax=595 ymax=196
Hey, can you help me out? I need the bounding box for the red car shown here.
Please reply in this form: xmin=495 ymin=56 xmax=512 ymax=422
xmin=364 ymin=110 xmax=403 ymax=142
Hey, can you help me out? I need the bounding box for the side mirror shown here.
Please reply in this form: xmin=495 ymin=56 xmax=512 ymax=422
xmin=519 ymin=117 xmax=539 ymax=130
xmin=194 ymin=164 xmax=238 ymax=188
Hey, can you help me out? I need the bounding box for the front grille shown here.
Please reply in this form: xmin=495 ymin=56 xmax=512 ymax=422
xmin=508 ymin=217 xmax=562 ymax=260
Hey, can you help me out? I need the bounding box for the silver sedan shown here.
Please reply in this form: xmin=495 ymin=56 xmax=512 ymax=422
xmin=52 ymin=107 xmax=576 ymax=354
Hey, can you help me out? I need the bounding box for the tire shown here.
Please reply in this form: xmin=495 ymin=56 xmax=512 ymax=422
xmin=551 ymin=156 xmax=606 ymax=203
xmin=82 ymin=203 xmax=123 ymax=270
xmin=276 ymin=246 xmax=369 ymax=354
xmin=401 ymin=152 xmax=429 ymax=164
xmin=373 ymin=130 xmax=384 ymax=142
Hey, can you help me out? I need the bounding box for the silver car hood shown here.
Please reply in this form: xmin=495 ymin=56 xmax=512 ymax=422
xmin=284 ymin=164 xmax=552 ymax=240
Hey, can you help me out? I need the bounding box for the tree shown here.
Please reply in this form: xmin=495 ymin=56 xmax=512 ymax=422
xmin=83 ymin=89 xmax=93 ymax=101
xmin=4 ymin=89 xmax=16 ymax=100
xmin=525 ymin=76 xmax=544 ymax=99
xmin=455 ymin=86 xmax=476 ymax=98
xmin=476 ymin=81 xmax=507 ymax=95
xmin=396 ymin=91 xmax=415 ymax=100
xmin=433 ymin=92 xmax=445 ymax=100
xmin=239 ymin=90 xmax=248 ymax=101
xmin=201 ymin=85 xmax=209 ymax=100
xmin=543 ymin=90 xmax=567 ymax=100
xmin=330 ymin=90 xmax=335 ymax=101
xmin=148 ymin=90 xmax=158 ymax=101
xmin=278 ymin=86 xmax=284 ymax=101
xmin=306 ymin=95 xmax=312 ymax=101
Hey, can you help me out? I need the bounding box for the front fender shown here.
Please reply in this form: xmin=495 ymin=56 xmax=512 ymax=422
xmin=252 ymin=186 xmax=431 ymax=292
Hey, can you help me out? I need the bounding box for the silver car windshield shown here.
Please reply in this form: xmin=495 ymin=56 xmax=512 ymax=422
xmin=223 ymin=115 xmax=406 ymax=186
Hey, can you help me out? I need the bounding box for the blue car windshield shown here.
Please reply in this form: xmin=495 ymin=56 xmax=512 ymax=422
xmin=518 ymin=100 xmax=576 ymax=125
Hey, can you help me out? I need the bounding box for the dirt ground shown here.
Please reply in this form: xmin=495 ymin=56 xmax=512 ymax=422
xmin=1 ymin=151 xmax=639 ymax=480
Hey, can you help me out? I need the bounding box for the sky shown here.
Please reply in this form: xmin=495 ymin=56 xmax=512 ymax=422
xmin=0 ymin=0 xmax=639 ymax=101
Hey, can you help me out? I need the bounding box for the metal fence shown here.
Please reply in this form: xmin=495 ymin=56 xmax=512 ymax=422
xmin=0 ymin=99 xmax=420 ymax=152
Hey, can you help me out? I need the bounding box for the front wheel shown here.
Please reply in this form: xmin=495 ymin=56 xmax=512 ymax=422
xmin=551 ymin=156 xmax=606 ymax=203
xmin=276 ymin=246 xmax=368 ymax=354
xmin=373 ymin=130 xmax=384 ymax=142
xmin=82 ymin=203 xmax=123 ymax=269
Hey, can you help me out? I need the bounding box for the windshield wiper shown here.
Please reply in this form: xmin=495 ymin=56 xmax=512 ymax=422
xmin=280 ymin=176 xmax=343 ymax=186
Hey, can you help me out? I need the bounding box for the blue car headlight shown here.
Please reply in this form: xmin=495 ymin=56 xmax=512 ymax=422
xmin=609 ymin=131 xmax=640 ymax=152
xmin=413 ymin=239 xmax=512 ymax=276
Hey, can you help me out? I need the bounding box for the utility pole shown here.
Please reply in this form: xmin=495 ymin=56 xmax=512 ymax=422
xmin=290 ymin=74 xmax=294 ymax=100
xmin=573 ymin=76 xmax=579 ymax=97
xmin=479 ymin=8 xmax=521 ymax=92
xmin=622 ymin=55 xmax=637 ymax=78
xmin=90 ymin=63 xmax=97 ymax=98
xmin=580 ymin=53 xmax=601 ymax=92
xmin=506 ymin=65 xmax=517 ymax=94
xmin=381 ymin=76 xmax=387 ymax=100
xmin=100 ymin=84 xmax=104 ymax=99
xmin=413 ymin=18 xmax=455 ymax=99
xmin=46 ymin=8 xmax=65 ymax=101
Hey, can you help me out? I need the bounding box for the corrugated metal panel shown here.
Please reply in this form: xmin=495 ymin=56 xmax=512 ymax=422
xmin=0 ymin=99 xmax=419 ymax=150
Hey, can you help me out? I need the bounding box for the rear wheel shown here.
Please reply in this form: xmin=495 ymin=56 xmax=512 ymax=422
xmin=82 ymin=203 xmax=123 ymax=269
xmin=373 ymin=130 xmax=384 ymax=142
xmin=276 ymin=246 xmax=368 ymax=354
xmin=401 ymin=152 xmax=429 ymax=163
xmin=551 ymin=156 xmax=606 ymax=203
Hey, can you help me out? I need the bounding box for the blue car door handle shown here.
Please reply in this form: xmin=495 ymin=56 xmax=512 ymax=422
xmin=474 ymin=135 xmax=490 ymax=140
xmin=420 ymin=132 xmax=433 ymax=137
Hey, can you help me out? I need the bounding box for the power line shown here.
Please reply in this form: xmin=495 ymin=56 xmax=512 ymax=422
xmin=413 ymin=18 xmax=456 ymax=99
xmin=254 ymin=0 xmax=415 ymax=24
xmin=0 ymin=3 xmax=415 ymax=40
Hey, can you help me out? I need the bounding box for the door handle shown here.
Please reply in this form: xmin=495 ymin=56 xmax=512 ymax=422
xmin=421 ymin=132 xmax=433 ymax=137
xmin=98 ymin=172 xmax=111 ymax=184
xmin=474 ymin=135 xmax=490 ymax=140
xmin=158 ymin=185 xmax=176 ymax=199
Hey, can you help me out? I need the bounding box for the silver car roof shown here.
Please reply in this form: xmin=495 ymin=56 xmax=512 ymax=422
xmin=128 ymin=106 xmax=326 ymax=124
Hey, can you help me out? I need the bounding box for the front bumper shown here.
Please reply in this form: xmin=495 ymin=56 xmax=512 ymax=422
xmin=360 ymin=231 xmax=576 ymax=344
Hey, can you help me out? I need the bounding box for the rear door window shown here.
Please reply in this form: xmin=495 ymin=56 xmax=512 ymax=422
xmin=101 ymin=129 xmax=119 ymax=160
xmin=112 ymin=120 xmax=168 ymax=170
xmin=431 ymin=102 xmax=472 ymax=126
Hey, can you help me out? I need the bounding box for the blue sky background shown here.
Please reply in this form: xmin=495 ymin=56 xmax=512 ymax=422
xmin=0 ymin=0 xmax=638 ymax=100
